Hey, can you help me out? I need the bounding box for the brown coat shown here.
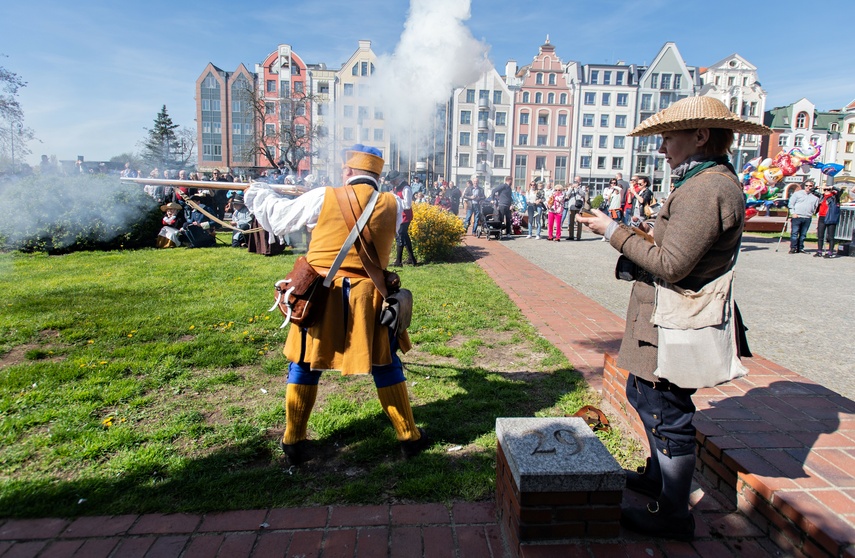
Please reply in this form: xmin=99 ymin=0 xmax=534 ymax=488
xmin=609 ymin=165 xmax=744 ymax=382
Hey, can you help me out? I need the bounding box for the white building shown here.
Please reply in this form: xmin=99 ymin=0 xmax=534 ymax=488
xmin=451 ymin=65 xmax=515 ymax=189
xmin=699 ymin=54 xmax=767 ymax=171
xmin=632 ymin=43 xmax=700 ymax=191
xmin=567 ymin=61 xmax=638 ymax=194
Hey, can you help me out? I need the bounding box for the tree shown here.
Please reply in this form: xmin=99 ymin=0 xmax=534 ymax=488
xmin=0 ymin=58 xmax=36 ymax=173
xmin=234 ymin=77 xmax=324 ymax=176
xmin=140 ymin=105 xmax=182 ymax=170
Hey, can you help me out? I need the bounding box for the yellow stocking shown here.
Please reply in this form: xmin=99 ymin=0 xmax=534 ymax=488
xmin=283 ymin=383 xmax=318 ymax=445
xmin=377 ymin=382 xmax=421 ymax=442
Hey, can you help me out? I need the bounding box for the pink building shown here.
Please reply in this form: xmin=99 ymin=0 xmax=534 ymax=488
xmin=509 ymin=39 xmax=573 ymax=187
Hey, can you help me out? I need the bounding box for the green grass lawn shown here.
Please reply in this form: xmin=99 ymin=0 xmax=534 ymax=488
xmin=0 ymin=245 xmax=640 ymax=518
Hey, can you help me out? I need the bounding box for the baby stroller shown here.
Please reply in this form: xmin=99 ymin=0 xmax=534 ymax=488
xmin=474 ymin=200 xmax=503 ymax=240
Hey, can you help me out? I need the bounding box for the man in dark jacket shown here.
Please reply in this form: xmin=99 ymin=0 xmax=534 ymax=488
xmin=492 ymin=176 xmax=514 ymax=236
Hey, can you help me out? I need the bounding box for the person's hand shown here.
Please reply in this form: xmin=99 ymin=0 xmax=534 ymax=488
xmin=575 ymin=209 xmax=612 ymax=236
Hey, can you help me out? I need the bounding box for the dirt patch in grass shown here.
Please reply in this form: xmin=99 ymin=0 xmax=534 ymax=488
xmin=0 ymin=330 xmax=69 ymax=369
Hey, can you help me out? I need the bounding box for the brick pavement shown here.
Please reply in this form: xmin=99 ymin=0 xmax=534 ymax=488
xmin=1 ymin=235 xmax=852 ymax=557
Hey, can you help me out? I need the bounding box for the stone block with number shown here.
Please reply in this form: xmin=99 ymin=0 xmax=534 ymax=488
xmin=496 ymin=417 xmax=624 ymax=552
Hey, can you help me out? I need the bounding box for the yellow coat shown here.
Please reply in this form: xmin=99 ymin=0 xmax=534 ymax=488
xmin=284 ymin=183 xmax=411 ymax=374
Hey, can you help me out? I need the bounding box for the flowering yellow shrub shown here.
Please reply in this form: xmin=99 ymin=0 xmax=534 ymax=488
xmin=408 ymin=202 xmax=465 ymax=263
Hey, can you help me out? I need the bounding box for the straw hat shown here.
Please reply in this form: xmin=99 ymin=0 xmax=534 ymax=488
xmin=628 ymin=96 xmax=772 ymax=137
xmin=160 ymin=202 xmax=182 ymax=212
xmin=343 ymin=144 xmax=384 ymax=175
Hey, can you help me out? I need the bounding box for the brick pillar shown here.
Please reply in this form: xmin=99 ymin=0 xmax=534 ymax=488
xmin=496 ymin=418 xmax=624 ymax=556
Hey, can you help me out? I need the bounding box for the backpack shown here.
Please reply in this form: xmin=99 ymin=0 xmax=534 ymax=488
xmin=825 ymin=196 xmax=840 ymax=225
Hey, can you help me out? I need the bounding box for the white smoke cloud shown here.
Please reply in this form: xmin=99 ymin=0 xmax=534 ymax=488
xmin=373 ymin=0 xmax=490 ymax=146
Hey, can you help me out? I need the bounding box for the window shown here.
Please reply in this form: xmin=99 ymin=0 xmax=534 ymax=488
xmin=844 ymin=160 xmax=852 ymax=172
xmin=494 ymin=154 xmax=504 ymax=168
xmin=535 ymin=156 xmax=547 ymax=170
xmin=614 ymin=136 xmax=625 ymax=149
xmin=538 ymin=114 xmax=548 ymax=126
xmin=522 ymin=92 xmax=530 ymax=103
xmin=343 ymin=105 xmax=354 ymax=117
xmin=635 ymin=157 xmax=648 ymax=173
xmin=536 ymin=73 xmax=543 ymax=85
xmin=617 ymin=93 xmax=628 ymax=107
xmin=849 ymin=123 xmax=855 ymax=134
xmin=549 ymin=73 xmax=556 ymax=85
xmin=580 ymin=156 xmax=591 ymax=169
xmin=616 ymin=72 xmax=624 ymax=85
xmin=749 ymin=102 xmax=757 ymax=117
xmin=641 ymin=94 xmax=652 ymax=111
xmin=537 ymin=135 xmax=547 ymax=146
xmin=466 ymin=89 xmax=475 ymax=103
xmin=585 ymin=92 xmax=596 ymax=105
xmin=794 ymin=135 xmax=803 ymax=147
xmin=280 ymin=81 xmax=290 ymax=96
xmin=265 ymin=102 xmax=275 ymax=115
xmin=202 ymin=121 xmax=211 ymax=133
xmin=560 ymin=93 xmax=568 ymax=104
xmin=548 ymin=93 xmax=555 ymax=104
xmin=265 ymin=124 xmax=276 ymax=136
xmin=845 ymin=142 xmax=854 ymax=154
xmin=231 ymin=100 xmax=242 ymax=112
xmin=520 ymin=113 xmax=529 ymax=125
xmin=660 ymin=74 xmax=671 ymax=89
xmin=615 ymin=115 xmax=627 ymax=128
xmin=295 ymin=104 xmax=306 ymax=117
xmin=495 ymin=112 xmax=507 ymax=126
xmin=202 ymin=99 xmax=211 ymax=111
xmin=554 ymin=156 xmax=567 ymax=183
xmin=535 ymin=92 xmax=543 ymax=104
xmin=650 ymin=73 xmax=659 ymax=88
xmin=203 ymin=74 xmax=218 ymax=89
xmin=211 ymin=100 xmax=220 ymax=111
xmin=295 ymin=125 xmax=306 ymax=138
xmin=612 ymin=157 xmax=624 ymax=169
xmin=344 ymin=83 xmax=354 ymax=96
xmin=374 ymin=108 xmax=383 ymax=119
xmin=583 ymin=114 xmax=594 ymax=127
xmin=460 ymin=132 xmax=471 ymax=146
xmin=674 ymin=75 xmax=681 ymax=89
xmin=358 ymin=84 xmax=368 ymax=96
xmin=356 ymin=106 xmax=368 ymax=120
xmin=478 ymin=132 xmax=488 ymax=144
xmin=599 ymin=136 xmax=608 ymax=149
xmin=660 ymin=93 xmax=672 ymax=110
xmin=603 ymin=71 xmax=611 ymax=85
xmin=515 ymin=155 xmax=527 ymax=185
xmin=460 ymin=110 xmax=471 ymax=124
xmin=494 ymin=133 xmax=505 ymax=147
xmin=590 ymin=70 xmax=599 ymax=84
xmin=293 ymin=81 xmax=303 ymax=93
xmin=727 ymin=76 xmax=735 ymax=86
xmin=581 ymin=135 xmax=593 ymax=148
xmin=558 ymin=114 xmax=567 ymax=126
xmin=600 ymin=115 xmax=609 ymax=127
xmin=458 ymin=153 xmax=470 ymax=167
xmin=518 ymin=134 xmax=528 ymax=145
xmin=212 ymin=122 xmax=221 ymax=133
xmin=597 ymin=156 xmax=607 ymax=169
xmin=556 ymin=136 xmax=566 ymax=147
xmin=778 ymin=135 xmax=789 ymax=146
xmin=361 ymin=61 xmax=369 ymax=76
xmin=479 ymin=89 xmax=490 ymax=101
xmin=266 ymin=80 xmax=276 ymax=92
xmin=796 ymin=112 xmax=808 ymax=129
xmin=352 ymin=64 xmax=359 ymax=76
xmin=602 ymin=92 xmax=611 ymax=106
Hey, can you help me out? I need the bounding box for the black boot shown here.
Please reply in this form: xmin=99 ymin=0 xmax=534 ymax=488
xmin=625 ymin=456 xmax=662 ymax=499
xmin=405 ymin=244 xmax=418 ymax=266
xmin=393 ymin=244 xmax=404 ymax=267
xmin=621 ymin=452 xmax=696 ymax=540
xmin=400 ymin=428 xmax=431 ymax=458
xmin=279 ymin=439 xmax=312 ymax=467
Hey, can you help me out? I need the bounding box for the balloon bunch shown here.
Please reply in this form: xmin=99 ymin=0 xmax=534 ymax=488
xmin=740 ymin=139 xmax=844 ymax=202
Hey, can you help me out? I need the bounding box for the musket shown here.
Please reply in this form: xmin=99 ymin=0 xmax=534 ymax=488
xmin=119 ymin=177 xmax=308 ymax=196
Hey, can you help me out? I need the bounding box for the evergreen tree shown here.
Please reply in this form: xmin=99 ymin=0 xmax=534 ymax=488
xmin=140 ymin=105 xmax=181 ymax=169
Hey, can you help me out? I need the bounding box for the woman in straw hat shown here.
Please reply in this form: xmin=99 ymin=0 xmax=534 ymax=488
xmin=156 ymin=201 xmax=186 ymax=248
xmin=577 ymin=96 xmax=771 ymax=540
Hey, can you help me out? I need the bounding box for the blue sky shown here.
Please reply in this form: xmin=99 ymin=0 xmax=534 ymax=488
xmin=2 ymin=0 xmax=852 ymax=165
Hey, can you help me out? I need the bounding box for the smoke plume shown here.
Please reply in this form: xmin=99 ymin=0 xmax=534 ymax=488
xmin=0 ymin=174 xmax=159 ymax=253
xmin=373 ymin=0 xmax=490 ymax=147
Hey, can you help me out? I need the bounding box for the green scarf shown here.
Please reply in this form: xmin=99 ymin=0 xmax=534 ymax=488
xmin=671 ymin=156 xmax=734 ymax=190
